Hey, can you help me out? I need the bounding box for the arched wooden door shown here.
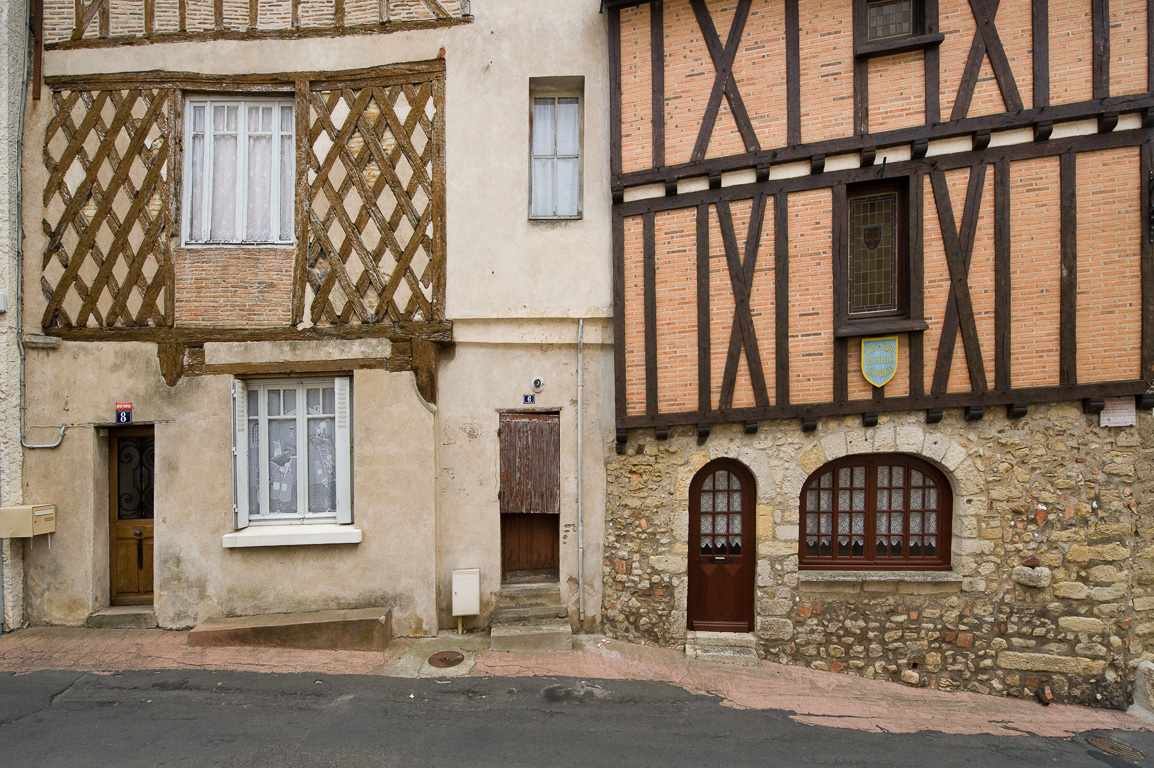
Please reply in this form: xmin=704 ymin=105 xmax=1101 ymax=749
xmin=687 ymin=459 xmax=756 ymax=632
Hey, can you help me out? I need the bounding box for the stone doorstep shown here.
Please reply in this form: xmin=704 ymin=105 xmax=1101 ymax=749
xmin=491 ymin=603 xmax=569 ymax=625
xmin=495 ymin=582 xmax=563 ymax=608
xmin=687 ymin=646 xmax=761 ymax=667
xmin=686 ymin=630 xmax=758 ymax=649
xmin=490 ymin=619 xmax=573 ymax=653
xmin=187 ymin=607 xmax=392 ymax=652
xmin=86 ymin=605 xmax=158 ymax=630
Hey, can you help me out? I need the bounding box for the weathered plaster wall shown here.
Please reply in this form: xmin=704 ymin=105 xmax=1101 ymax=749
xmin=21 ymin=340 xmax=438 ymax=633
xmin=1 ymin=0 xmax=28 ymax=631
xmin=604 ymin=406 xmax=1154 ymax=708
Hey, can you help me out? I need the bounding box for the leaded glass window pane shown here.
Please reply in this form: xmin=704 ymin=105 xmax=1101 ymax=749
xmin=867 ymin=0 xmax=913 ymax=40
xmin=849 ymin=191 xmax=898 ymax=313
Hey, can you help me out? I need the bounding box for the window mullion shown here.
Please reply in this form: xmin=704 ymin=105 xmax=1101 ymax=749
xmin=258 ymin=386 xmax=270 ymax=519
xmin=203 ymin=101 xmax=215 ymax=243
xmin=237 ymin=101 xmax=248 ymax=242
xmin=297 ymin=384 xmax=308 ymax=519
xmin=270 ymin=103 xmax=281 ymax=245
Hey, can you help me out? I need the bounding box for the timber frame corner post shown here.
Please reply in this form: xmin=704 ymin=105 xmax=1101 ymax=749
xmin=40 ymin=61 xmax=450 ymax=386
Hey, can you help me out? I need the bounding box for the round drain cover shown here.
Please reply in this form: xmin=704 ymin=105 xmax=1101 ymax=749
xmin=1085 ymin=736 xmax=1145 ymax=761
xmin=428 ymin=651 xmax=465 ymax=668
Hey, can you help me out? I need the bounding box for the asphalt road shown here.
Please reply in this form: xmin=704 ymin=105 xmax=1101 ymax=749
xmin=1 ymin=669 xmax=1152 ymax=767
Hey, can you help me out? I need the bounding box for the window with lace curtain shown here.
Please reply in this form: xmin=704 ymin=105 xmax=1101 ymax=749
xmin=183 ymin=97 xmax=295 ymax=245
xmin=799 ymin=454 xmax=951 ymax=569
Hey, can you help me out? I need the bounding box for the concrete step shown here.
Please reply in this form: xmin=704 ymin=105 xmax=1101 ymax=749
xmin=188 ymin=607 xmax=392 ymax=651
xmin=490 ymin=618 xmax=573 ymax=653
xmin=86 ymin=605 xmax=158 ymax=629
xmin=686 ymin=630 xmax=758 ymax=649
xmin=495 ymin=582 xmax=563 ymax=608
xmin=492 ymin=603 xmax=569 ymax=625
xmin=687 ymin=646 xmax=761 ymax=667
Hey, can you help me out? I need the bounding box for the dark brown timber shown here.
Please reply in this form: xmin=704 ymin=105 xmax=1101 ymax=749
xmin=716 ymin=197 xmax=770 ymax=408
xmin=1091 ymin=0 xmax=1109 ymax=100
xmin=774 ymin=191 xmax=790 ymax=406
xmin=1059 ymin=152 xmax=1078 ymax=386
xmin=651 ymin=1 xmax=665 ymax=168
xmin=644 ymin=212 xmax=659 ymax=415
xmin=785 ymin=0 xmax=801 ymax=145
xmin=994 ymin=158 xmax=1012 ymax=390
xmin=1142 ymin=141 xmax=1154 ymax=379
xmin=697 ymin=203 xmax=712 ymax=412
xmin=689 ymin=0 xmax=759 ymax=162
xmin=1032 ymin=0 xmax=1049 ymax=107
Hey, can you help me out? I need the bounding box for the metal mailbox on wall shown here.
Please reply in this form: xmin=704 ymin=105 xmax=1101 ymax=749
xmin=0 ymin=505 xmax=56 ymax=538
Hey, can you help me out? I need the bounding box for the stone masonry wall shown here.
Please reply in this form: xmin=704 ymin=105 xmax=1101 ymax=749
xmin=602 ymin=404 xmax=1154 ymax=709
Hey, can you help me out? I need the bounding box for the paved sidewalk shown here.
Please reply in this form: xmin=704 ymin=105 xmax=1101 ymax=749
xmin=0 ymin=625 xmax=1148 ymax=737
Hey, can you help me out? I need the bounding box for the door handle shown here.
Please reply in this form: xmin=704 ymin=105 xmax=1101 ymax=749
xmin=711 ymin=556 xmax=731 ymax=564
xmin=133 ymin=529 xmax=143 ymax=537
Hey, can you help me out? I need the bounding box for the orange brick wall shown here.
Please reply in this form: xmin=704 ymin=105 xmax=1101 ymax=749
xmin=797 ymin=0 xmax=854 ymax=144
xmin=788 ymin=189 xmax=834 ymax=404
xmin=1050 ymin=0 xmax=1094 ymax=105
xmin=1076 ymin=148 xmax=1142 ymax=383
xmin=174 ymin=247 xmax=293 ymax=327
xmin=735 ymin=0 xmax=789 ymax=153
xmin=654 ymin=209 xmax=699 ymax=413
xmin=620 ymin=5 xmax=655 ymax=174
xmin=624 ymin=216 xmax=647 ymax=416
xmin=939 ymin=0 xmax=1033 ymax=118
xmin=1109 ymin=0 xmax=1148 ymax=98
xmin=868 ymin=52 xmax=925 ymax=134
xmin=1009 ymin=157 xmax=1062 ymax=388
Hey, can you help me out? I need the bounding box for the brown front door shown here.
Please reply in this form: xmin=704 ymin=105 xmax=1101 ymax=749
xmin=499 ymin=412 xmax=560 ymax=582
xmin=110 ymin=427 xmax=155 ymax=605
xmin=687 ymin=459 xmax=755 ymax=632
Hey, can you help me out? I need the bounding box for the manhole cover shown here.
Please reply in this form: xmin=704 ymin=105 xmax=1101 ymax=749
xmin=428 ymin=651 xmax=465 ymax=668
xmin=1085 ymin=735 xmax=1145 ymax=761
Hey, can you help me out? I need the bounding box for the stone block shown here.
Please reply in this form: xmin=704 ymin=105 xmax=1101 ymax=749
xmin=873 ymin=426 xmax=897 ymax=452
xmin=895 ymin=425 xmax=924 ymax=453
xmin=1011 ymin=566 xmax=1052 ymax=588
xmin=901 ymin=669 xmax=920 ymax=685
xmin=845 ymin=430 xmax=873 ymax=455
xmin=1058 ymin=616 xmax=1106 ymax=633
xmin=1129 ymin=660 xmax=1154 ymax=723
xmin=820 ymin=433 xmax=847 ymax=461
xmin=1133 ymin=597 xmax=1154 ymax=612
xmin=922 ymin=433 xmax=949 ymax=462
xmin=775 ymin=525 xmax=799 ymax=542
xmin=1052 ymin=582 xmax=1091 ymax=599
xmin=1066 ymin=543 xmax=1130 ymax=563
xmin=761 ymin=618 xmax=794 ymax=641
xmin=188 ymin=607 xmax=392 ymax=651
xmin=996 ymin=651 xmax=1106 ymax=675
xmin=941 ymin=442 xmax=968 ymax=472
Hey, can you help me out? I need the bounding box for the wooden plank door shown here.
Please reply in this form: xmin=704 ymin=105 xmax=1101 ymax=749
xmin=499 ymin=412 xmax=560 ymax=582
xmin=110 ymin=427 xmax=155 ymax=605
xmin=687 ymin=459 xmax=755 ymax=632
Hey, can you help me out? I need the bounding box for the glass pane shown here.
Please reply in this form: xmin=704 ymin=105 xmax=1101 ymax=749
xmin=307 ymin=416 xmax=336 ymax=514
xmin=531 ymin=158 xmax=554 ymax=217
xmin=926 ymin=511 xmax=937 ymax=533
xmin=877 ymin=489 xmax=889 ymax=511
xmin=806 ymin=489 xmax=818 ymax=511
xmin=819 ymin=537 xmax=831 ymax=557
xmin=700 ymin=537 xmax=712 ymax=555
xmin=877 ymin=512 xmax=889 ymax=534
xmin=819 ymin=472 xmax=832 ymax=488
xmin=701 ymin=493 xmax=713 ymax=513
xmin=891 ymin=515 xmax=903 ymax=534
xmin=717 ymin=471 xmax=729 ymax=491
xmin=839 ymin=489 xmax=850 ymax=510
xmin=555 ymin=158 xmax=579 ymax=217
xmin=193 ymin=104 xmax=205 ymax=132
xmin=727 ymin=473 xmax=740 ymax=492
xmin=838 ymin=514 xmax=850 ymax=534
xmin=852 ymin=536 xmax=864 ymax=556
xmin=820 ymin=513 xmax=831 ymax=534
xmin=262 ymin=106 xmax=274 ymax=132
xmin=910 ymin=540 xmax=922 ymax=557
xmin=247 ymin=133 xmax=273 ymax=241
xmin=910 ymin=512 xmax=922 ymax=534
xmin=876 ymin=537 xmax=888 ymax=556
xmin=820 ymin=490 xmax=832 ymax=512
xmin=322 ymin=387 xmax=335 ymax=413
xmin=730 ymin=491 xmax=742 ymax=512
xmin=911 ymin=487 xmax=923 ymax=509
xmin=189 ymin=134 xmax=205 ymax=241
xmin=282 ymin=388 xmax=297 ymax=416
xmin=267 ymin=419 xmax=297 ymax=515
xmin=248 ymin=105 xmax=261 ymax=131
xmin=839 ymin=467 xmax=850 ymax=486
xmin=868 ymin=0 xmax=913 ymax=40
xmin=878 ymin=465 xmax=890 ymax=486
xmin=717 ymin=493 xmax=728 ymax=513
xmin=716 ymin=539 xmax=728 ymax=555
xmin=716 ymin=515 xmax=728 ymax=535
xmin=210 ymin=133 xmax=238 ymax=241
xmin=247 ymin=389 xmax=259 ymax=417
xmin=227 ymin=105 xmax=238 ymax=131
xmin=730 ymin=536 xmax=741 ymax=554
xmin=927 ymin=487 xmax=938 ymax=508
xmin=893 ymin=466 xmax=904 ymax=485
xmin=700 ymin=516 xmax=713 ymax=534
xmin=849 ymin=191 xmax=897 ymax=312
xmin=532 ymin=98 xmax=555 ymax=155
xmin=267 ymin=389 xmax=281 ymax=417
xmin=307 ymin=388 xmax=322 ymax=414
xmin=556 ymin=97 xmax=579 ymax=155
xmin=730 ymin=514 xmax=742 ymax=534
xmin=703 ymin=474 xmax=714 ymax=491
xmin=853 ymin=466 xmax=865 ymax=486
xmin=247 ymin=418 xmax=260 ymax=513
xmin=213 ymin=104 xmax=227 ymax=131
xmin=806 ymin=536 xmax=818 ymax=555
xmin=852 ymin=513 xmax=864 ymax=534
xmin=280 ymin=133 xmax=294 ymax=241
xmin=911 ymin=469 xmax=923 ymax=485
xmin=807 ymin=512 xmax=818 ymax=534
xmin=853 ymin=490 xmax=865 ymax=511
xmin=892 ymin=488 xmax=904 ymax=509
xmin=281 ymin=105 xmax=293 ymax=132
xmin=926 ymin=536 xmax=937 ymax=556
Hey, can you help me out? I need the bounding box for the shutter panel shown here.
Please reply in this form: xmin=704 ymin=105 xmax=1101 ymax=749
xmin=334 ymin=377 xmax=352 ymax=524
xmin=232 ymin=379 xmax=250 ymax=529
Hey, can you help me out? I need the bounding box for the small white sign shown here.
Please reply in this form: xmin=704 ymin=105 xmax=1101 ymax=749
xmin=1100 ymin=396 xmax=1136 ymax=427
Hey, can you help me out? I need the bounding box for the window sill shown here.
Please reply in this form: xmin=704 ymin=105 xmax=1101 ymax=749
xmin=834 ymin=318 xmax=929 ymax=338
xmin=798 ymin=570 xmax=961 ymax=583
xmin=855 ymin=32 xmax=945 ymax=59
xmin=222 ymin=524 xmax=362 ymax=549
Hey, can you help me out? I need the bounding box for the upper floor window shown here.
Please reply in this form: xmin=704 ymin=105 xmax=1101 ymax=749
xmin=530 ymin=77 xmax=584 ymax=220
xmin=866 ymin=0 xmax=919 ymax=41
xmin=849 ymin=181 xmax=905 ymax=317
xmin=184 ymin=97 xmax=295 ymax=246
xmin=799 ymin=454 xmax=951 ymax=569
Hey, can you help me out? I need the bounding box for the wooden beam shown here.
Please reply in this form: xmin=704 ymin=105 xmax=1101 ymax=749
xmin=924 ymin=0 xmax=941 ymax=124
xmin=1059 ymin=152 xmax=1077 ymax=385
xmin=644 ymin=212 xmax=659 ymax=415
xmin=1032 ymin=0 xmax=1049 ymax=108
xmin=832 ymin=184 xmax=848 ymax=401
xmin=1142 ymin=141 xmax=1153 ymax=379
xmin=609 ymin=6 xmax=623 ymax=179
xmin=952 ymin=0 xmax=1023 ymax=121
xmin=292 ymin=78 xmax=310 ymax=324
xmin=689 ymin=0 xmax=759 ymax=162
xmin=31 ymin=0 xmax=43 ymax=99
xmin=1092 ymin=0 xmax=1110 ymax=100
xmin=909 ymin=172 xmax=925 ymax=396
xmin=994 ymin=158 xmax=1011 ymax=389
xmin=697 ymin=203 xmax=711 ymax=412
xmin=785 ymin=0 xmax=801 ymax=145
xmin=613 ymin=211 xmax=628 ymax=422
xmin=214 ymin=0 xmax=224 ymax=30
xmin=774 ymin=191 xmax=790 ymax=405
xmin=716 ymin=197 xmax=771 ymax=408
xmin=651 ymin=0 xmax=665 ymax=168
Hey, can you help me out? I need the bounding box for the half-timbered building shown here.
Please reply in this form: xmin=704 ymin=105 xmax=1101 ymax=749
xmin=601 ymin=0 xmax=1154 ymax=707
xmin=10 ymin=0 xmax=614 ymax=640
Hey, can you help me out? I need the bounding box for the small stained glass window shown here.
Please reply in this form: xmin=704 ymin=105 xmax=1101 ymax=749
xmin=849 ymin=191 xmax=898 ymax=314
xmin=867 ymin=0 xmax=914 ymax=41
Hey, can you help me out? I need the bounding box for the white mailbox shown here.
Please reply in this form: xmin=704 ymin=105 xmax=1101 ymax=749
xmin=0 ymin=505 xmax=56 ymax=538
xmin=451 ymin=567 xmax=480 ymax=617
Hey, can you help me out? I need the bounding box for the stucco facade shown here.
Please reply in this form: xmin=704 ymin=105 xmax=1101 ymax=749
xmin=14 ymin=1 xmax=614 ymax=633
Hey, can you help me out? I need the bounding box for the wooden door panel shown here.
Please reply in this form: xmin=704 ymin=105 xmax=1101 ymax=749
xmin=687 ymin=460 xmax=756 ymax=632
xmin=110 ymin=429 xmax=155 ymax=605
xmin=501 ymin=514 xmax=559 ymax=579
xmin=499 ymin=413 xmax=560 ymax=515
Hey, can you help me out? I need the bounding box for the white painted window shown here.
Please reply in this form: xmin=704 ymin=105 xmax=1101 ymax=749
xmin=231 ymin=378 xmax=351 ymax=527
xmin=184 ymin=97 xmax=295 ymax=245
xmin=530 ymin=88 xmax=583 ymax=219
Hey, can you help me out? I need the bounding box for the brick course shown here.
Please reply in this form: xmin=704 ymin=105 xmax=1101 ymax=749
xmin=174 ymin=246 xmax=294 ymax=327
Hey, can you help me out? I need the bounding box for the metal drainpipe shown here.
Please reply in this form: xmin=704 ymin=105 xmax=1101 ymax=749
xmin=13 ymin=5 xmax=65 ymax=452
xmin=576 ymin=319 xmax=585 ymax=627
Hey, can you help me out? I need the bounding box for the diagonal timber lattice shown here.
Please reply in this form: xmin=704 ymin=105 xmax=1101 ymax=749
xmin=303 ymin=77 xmax=445 ymax=326
xmin=42 ymin=87 xmax=173 ymax=329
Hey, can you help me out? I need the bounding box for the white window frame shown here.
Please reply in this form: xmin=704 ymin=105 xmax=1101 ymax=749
xmin=231 ymin=377 xmax=352 ymax=529
xmin=183 ymin=96 xmax=296 ymax=246
xmin=529 ymin=78 xmax=584 ymax=221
